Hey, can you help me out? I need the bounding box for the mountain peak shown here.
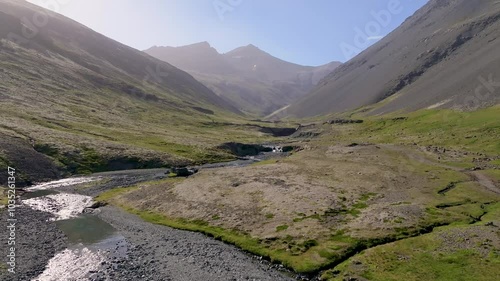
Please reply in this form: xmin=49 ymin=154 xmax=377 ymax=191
xmin=188 ymin=41 xmax=212 ymax=48
xmin=245 ymin=44 xmax=259 ymax=49
xmin=146 ymin=41 xmax=214 ymax=52
xmin=145 ymin=42 xmax=341 ymax=116
xmin=226 ymin=44 xmax=268 ymax=57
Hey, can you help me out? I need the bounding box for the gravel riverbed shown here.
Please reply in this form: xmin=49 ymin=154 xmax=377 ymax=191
xmin=95 ymin=205 xmax=294 ymax=281
xmin=1 ymin=163 xmax=297 ymax=281
xmin=0 ymin=206 xmax=67 ymax=281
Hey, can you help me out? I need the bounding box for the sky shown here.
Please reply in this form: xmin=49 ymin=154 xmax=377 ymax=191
xmin=27 ymin=0 xmax=429 ymax=66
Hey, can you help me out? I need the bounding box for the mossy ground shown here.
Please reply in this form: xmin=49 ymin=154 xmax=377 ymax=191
xmin=322 ymin=106 xmax=500 ymax=155
xmin=92 ymin=106 xmax=499 ymax=277
xmin=321 ymin=223 xmax=500 ymax=281
xmin=0 ymin=188 xmax=8 ymax=206
xmin=0 ymin=57 xmax=295 ymax=177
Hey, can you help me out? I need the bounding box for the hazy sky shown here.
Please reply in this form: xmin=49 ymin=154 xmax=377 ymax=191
xmin=28 ymin=0 xmax=428 ymax=66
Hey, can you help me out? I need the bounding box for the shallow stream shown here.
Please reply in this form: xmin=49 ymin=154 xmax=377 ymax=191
xmin=23 ymin=178 xmax=126 ymax=281
xmin=22 ymin=151 xmax=288 ymax=280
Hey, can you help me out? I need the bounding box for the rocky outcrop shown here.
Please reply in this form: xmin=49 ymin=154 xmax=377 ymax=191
xmin=217 ymin=143 xmax=272 ymax=157
xmin=168 ymin=167 xmax=199 ymax=177
xmin=257 ymin=127 xmax=297 ymax=137
xmin=324 ymin=119 xmax=363 ymax=125
xmin=0 ymin=134 xmax=60 ymax=187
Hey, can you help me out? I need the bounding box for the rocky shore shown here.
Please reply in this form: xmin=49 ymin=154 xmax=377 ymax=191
xmin=1 ymin=165 xmax=295 ymax=281
xmin=0 ymin=206 xmax=67 ymax=281
xmin=95 ymin=205 xmax=294 ymax=281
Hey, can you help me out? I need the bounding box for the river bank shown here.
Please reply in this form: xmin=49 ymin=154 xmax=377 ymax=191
xmin=95 ymin=205 xmax=294 ymax=281
xmin=1 ymin=153 xmax=296 ymax=281
xmin=0 ymin=206 xmax=66 ymax=281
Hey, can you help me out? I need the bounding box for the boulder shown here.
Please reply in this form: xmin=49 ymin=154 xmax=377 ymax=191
xmin=171 ymin=167 xmax=199 ymax=177
xmin=82 ymin=208 xmax=101 ymax=214
xmin=86 ymin=200 xmax=108 ymax=209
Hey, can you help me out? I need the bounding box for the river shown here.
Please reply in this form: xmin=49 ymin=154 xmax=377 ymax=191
xmin=19 ymin=153 xmax=295 ymax=281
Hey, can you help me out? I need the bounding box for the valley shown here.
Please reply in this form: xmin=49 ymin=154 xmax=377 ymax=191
xmin=88 ymin=107 xmax=500 ymax=280
xmin=0 ymin=0 xmax=499 ymax=280
xmin=2 ymin=106 xmax=497 ymax=280
xmin=145 ymin=43 xmax=341 ymax=116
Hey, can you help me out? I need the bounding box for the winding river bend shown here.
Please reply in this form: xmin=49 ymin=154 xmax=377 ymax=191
xmin=20 ymin=154 xmax=296 ymax=281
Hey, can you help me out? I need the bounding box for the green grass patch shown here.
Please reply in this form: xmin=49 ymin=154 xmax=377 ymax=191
xmin=94 ymin=185 xmax=140 ymax=203
xmin=330 ymin=230 xmax=357 ymax=243
xmin=95 ymin=178 xmax=183 ymax=203
xmin=0 ymin=156 xmax=9 ymax=170
xmin=131 ymin=139 xmax=235 ymax=164
xmin=276 ymin=224 xmax=289 ymax=232
xmin=325 ymin=207 xmax=362 ymax=218
xmin=352 ymin=202 xmax=368 ymax=209
xmin=252 ymin=159 xmax=278 ymax=166
xmin=480 ymin=202 xmax=500 ymax=223
xmin=336 ymin=106 xmax=500 ymax=156
xmin=265 ymin=213 xmax=275 ymax=219
xmin=491 ymin=159 xmax=500 ymax=166
xmin=446 ymin=203 xmax=486 ymax=220
xmin=323 ymin=225 xmax=500 ymax=281
xmin=0 ymin=261 xmax=7 ymax=273
xmin=359 ymin=192 xmax=377 ymax=201
xmin=293 ymin=213 xmax=321 ymax=222
xmin=393 ymin=217 xmax=405 ymax=224
xmin=324 ymin=194 xmax=373 ymax=218
xmin=482 ymin=170 xmax=500 ymax=181
xmin=431 ymin=181 xmax=499 ymax=225
xmin=0 ymin=188 xmax=8 ymax=206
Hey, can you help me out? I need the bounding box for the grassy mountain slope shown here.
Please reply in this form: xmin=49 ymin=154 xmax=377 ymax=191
xmin=284 ymin=0 xmax=500 ymax=118
xmin=0 ymin=0 xmax=286 ymax=185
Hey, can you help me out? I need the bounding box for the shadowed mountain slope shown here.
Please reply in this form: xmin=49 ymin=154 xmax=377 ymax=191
xmin=284 ymin=0 xmax=500 ymax=118
xmin=0 ymin=0 xmax=239 ymax=114
xmin=0 ymin=0 xmax=281 ymax=184
xmin=145 ymin=43 xmax=341 ymax=116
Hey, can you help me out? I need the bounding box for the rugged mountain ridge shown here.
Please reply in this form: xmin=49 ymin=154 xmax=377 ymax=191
xmin=145 ymin=43 xmax=341 ymax=116
xmin=283 ymin=0 xmax=500 ymax=118
xmin=0 ymin=0 xmax=239 ymax=114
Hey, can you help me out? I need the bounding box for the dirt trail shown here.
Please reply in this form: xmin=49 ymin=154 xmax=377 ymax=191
xmin=466 ymin=171 xmax=499 ymax=194
xmin=382 ymin=144 xmax=499 ymax=194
